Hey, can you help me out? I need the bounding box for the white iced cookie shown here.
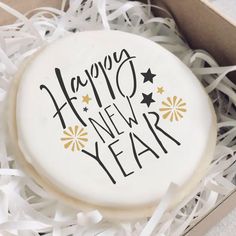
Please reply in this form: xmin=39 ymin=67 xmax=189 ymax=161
xmin=10 ymin=30 xmax=217 ymax=219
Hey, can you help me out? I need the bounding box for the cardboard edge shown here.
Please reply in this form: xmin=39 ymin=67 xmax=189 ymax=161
xmin=0 ymin=0 xmax=236 ymax=235
xmin=152 ymin=0 xmax=236 ymax=82
xmin=184 ymin=189 xmax=236 ymax=236
xmin=0 ymin=0 xmax=62 ymax=26
xmin=201 ymin=0 xmax=236 ymax=27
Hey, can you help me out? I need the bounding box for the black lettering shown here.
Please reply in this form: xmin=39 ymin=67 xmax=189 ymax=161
xmin=82 ymin=142 xmax=116 ymax=184
xmin=71 ymin=76 xmax=87 ymax=93
xmin=113 ymin=96 xmax=138 ymax=128
xmin=115 ymin=49 xmax=137 ymax=98
xmin=143 ymin=112 xmax=181 ymax=154
xmin=40 ymin=85 xmax=66 ymax=129
xmin=89 ymin=112 xmax=115 ymax=143
xmin=108 ymin=139 xmax=134 ymax=177
xmin=98 ymin=62 xmax=115 ymax=100
xmin=104 ymin=105 xmax=124 ymax=135
xmin=55 ymin=68 xmax=86 ymax=126
xmin=130 ymin=132 xmax=159 ymax=169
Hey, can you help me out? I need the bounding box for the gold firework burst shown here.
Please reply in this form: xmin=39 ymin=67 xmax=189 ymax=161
xmin=159 ymin=96 xmax=187 ymax=122
xmin=61 ymin=125 xmax=88 ymax=151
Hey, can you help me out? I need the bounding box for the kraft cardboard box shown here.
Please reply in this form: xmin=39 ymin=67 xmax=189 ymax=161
xmin=152 ymin=0 xmax=236 ymax=82
xmin=152 ymin=1 xmax=236 ymax=235
xmin=0 ymin=0 xmax=236 ymax=235
xmin=153 ymin=0 xmax=236 ymax=68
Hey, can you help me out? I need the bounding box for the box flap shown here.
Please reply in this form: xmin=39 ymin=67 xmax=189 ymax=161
xmin=153 ymin=0 xmax=236 ymax=69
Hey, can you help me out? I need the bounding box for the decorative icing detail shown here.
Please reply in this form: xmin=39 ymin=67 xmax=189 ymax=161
xmin=82 ymin=94 xmax=92 ymax=104
xmin=140 ymin=92 xmax=155 ymax=107
xmin=16 ymin=31 xmax=215 ymax=209
xmin=159 ymin=96 xmax=187 ymax=122
xmin=61 ymin=125 xmax=88 ymax=151
xmin=156 ymin=86 xmax=164 ymax=94
xmin=83 ymin=107 xmax=88 ymax=112
xmin=141 ymin=68 xmax=156 ymax=84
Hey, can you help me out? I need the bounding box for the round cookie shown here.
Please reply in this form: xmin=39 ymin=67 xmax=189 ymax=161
xmin=9 ymin=30 xmax=217 ymax=219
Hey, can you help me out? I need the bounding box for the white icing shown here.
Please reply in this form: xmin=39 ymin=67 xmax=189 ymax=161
xmin=16 ymin=31 xmax=216 ymax=209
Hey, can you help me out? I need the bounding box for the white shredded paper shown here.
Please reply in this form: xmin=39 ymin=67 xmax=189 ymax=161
xmin=0 ymin=0 xmax=236 ymax=235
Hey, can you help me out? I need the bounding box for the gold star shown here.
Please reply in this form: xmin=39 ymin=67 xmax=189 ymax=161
xmin=156 ymin=86 xmax=164 ymax=94
xmin=82 ymin=94 xmax=92 ymax=104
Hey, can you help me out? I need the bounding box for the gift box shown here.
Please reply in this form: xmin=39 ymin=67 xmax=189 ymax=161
xmin=0 ymin=0 xmax=235 ymax=235
xmin=152 ymin=0 xmax=236 ymax=80
xmin=152 ymin=1 xmax=236 ymax=235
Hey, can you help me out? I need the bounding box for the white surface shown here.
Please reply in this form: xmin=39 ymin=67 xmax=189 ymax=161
xmin=210 ymin=0 xmax=236 ymax=22
xmin=206 ymin=208 xmax=236 ymax=236
xmin=206 ymin=1 xmax=236 ymax=236
xmin=16 ymin=31 xmax=216 ymax=213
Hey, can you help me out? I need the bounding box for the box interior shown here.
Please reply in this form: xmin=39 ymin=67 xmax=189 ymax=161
xmin=153 ymin=0 xmax=236 ymax=69
xmin=0 ymin=0 xmax=236 ymax=235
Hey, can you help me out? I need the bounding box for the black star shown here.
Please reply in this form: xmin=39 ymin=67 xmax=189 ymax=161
xmin=83 ymin=107 xmax=88 ymax=112
xmin=141 ymin=68 xmax=156 ymax=83
xmin=141 ymin=93 xmax=155 ymax=107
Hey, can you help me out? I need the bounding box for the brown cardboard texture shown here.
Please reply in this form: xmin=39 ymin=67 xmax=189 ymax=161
xmin=153 ymin=0 xmax=236 ymax=68
xmin=0 ymin=0 xmax=236 ymax=235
